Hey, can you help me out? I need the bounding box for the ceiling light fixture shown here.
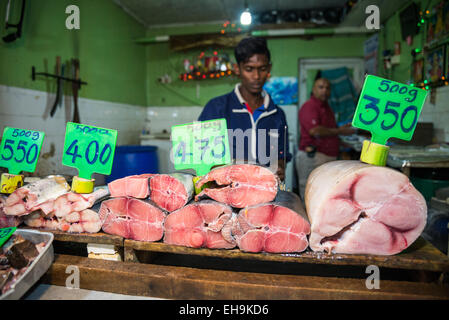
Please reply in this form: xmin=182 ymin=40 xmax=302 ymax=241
xmin=240 ymin=1 xmax=252 ymax=25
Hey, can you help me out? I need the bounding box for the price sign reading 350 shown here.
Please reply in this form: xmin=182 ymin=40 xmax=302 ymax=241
xmin=62 ymin=122 xmax=118 ymax=180
xmin=0 ymin=127 xmax=45 ymax=175
xmin=352 ymin=75 xmax=428 ymax=145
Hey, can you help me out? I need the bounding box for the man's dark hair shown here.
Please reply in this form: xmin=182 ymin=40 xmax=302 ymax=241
xmin=234 ymin=37 xmax=271 ymax=65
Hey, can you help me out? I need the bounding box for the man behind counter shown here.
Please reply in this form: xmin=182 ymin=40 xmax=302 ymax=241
xmin=296 ymin=77 xmax=355 ymax=199
xmin=198 ymin=37 xmax=291 ymax=181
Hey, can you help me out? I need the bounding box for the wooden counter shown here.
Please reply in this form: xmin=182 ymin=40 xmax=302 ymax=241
xmin=24 ymin=228 xmax=449 ymax=299
xmin=42 ymin=254 xmax=449 ymax=299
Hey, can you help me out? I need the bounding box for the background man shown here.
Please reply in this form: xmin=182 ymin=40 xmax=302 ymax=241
xmin=296 ymin=77 xmax=355 ymax=199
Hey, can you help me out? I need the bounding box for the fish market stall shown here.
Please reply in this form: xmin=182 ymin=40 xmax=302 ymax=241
xmin=387 ymin=145 xmax=449 ymax=177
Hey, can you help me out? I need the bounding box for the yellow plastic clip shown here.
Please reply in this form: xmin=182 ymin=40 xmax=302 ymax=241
xmin=1 ymin=173 xmax=24 ymax=194
xmin=360 ymin=140 xmax=390 ymax=166
xmin=72 ymin=176 xmax=95 ymax=194
xmin=193 ymin=176 xmax=203 ymax=195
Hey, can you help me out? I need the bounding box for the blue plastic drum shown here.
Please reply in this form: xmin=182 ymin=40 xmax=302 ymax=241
xmin=106 ymin=145 xmax=158 ymax=183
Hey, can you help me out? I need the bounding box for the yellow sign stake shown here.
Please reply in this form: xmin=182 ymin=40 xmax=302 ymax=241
xmin=72 ymin=175 xmax=95 ymax=194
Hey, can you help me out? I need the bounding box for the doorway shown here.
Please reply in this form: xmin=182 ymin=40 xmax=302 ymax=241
xmin=298 ymin=57 xmax=365 ymax=109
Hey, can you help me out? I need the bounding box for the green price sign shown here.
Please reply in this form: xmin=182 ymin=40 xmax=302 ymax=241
xmin=352 ymin=75 xmax=428 ymax=145
xmin=171 ymin=118 xmax=231 ymax=176
xmin=0 ymin=227 xmax=16 ymax=248
xmin=62 ymin=122 xmax=118 ymax=180
xmin=0 ymin=127 xmax=45 ymax=175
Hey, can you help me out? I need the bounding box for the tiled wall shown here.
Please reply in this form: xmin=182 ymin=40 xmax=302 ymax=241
xmin=0 ymin=85 xmax=146 ymax=181
xmin=146 ymin=106 xmax=203 ymax=134
xmin=419 ymin=86 xmax=449 ymax=143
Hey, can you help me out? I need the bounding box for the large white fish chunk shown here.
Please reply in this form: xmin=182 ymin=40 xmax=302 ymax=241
xmin=305 ymin=160 xmax=427 ymax=255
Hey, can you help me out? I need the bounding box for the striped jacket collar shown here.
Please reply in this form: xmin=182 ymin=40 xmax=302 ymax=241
xmin=233 ymin=83 xmax=271 ymax=111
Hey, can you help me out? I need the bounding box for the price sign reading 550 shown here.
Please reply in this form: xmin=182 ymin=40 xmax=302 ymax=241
xmin=352 ymin=75 xmax=428 ymax=145
xmin=62 ymin=122 xmax=118 ymax=180
xmin=0 ymin=127 xmax=45 ymax=175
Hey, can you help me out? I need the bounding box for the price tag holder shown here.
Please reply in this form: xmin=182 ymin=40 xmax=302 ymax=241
xmin=0 ymin=227 xmax=16 ymax=248
xmin=352 ymin=75 xmax=428 ymax=166
xmin=171 ymin=119 xmax=231 ymax=177
xmin=62 ymin=122 xmax=117 ymax=193
xmin=0 ymin=127 xmax=45 ymax=193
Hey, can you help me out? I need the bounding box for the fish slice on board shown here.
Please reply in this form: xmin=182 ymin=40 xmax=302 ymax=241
xmin=163 ymin=200 xmax=234 ymax=249
xmin=99 ymin=197 xmax=165 ymax=242
xmin=226 ymin=191 xmax=310 ymax=253
xmin=195 ymin=164 xmax=278 ymax=208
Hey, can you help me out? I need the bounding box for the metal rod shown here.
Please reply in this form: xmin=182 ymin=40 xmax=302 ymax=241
xmin=32 ymin=66 xmax=87 ymax=86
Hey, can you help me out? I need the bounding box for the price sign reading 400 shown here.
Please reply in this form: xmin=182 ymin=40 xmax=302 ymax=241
xmin=0 ymin=127 xmax=45 ymax=175
xmin=171 ymin=118 xmax=231 ymax=176
xmin=62 ymin=122 xmax=118 ymax=180
xmin=352 ymin=75 xmax=428 ymax=145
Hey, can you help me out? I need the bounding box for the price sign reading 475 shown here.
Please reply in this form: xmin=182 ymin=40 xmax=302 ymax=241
xmin=62 ymin=122 xmax=117 ymax=180
xmin=171 ymin=119 xmax=231 ymax=176
xmin=353 ymin=75 xmax=428 ymax=145
xmin=0 ymin=127 xmax=45 ymax=175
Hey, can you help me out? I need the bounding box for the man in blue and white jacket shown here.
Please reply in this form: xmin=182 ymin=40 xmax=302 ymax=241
xmin=198 ymin=37 xmax=291 ymax=181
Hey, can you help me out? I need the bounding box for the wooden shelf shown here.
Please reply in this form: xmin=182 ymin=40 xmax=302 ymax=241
xmin=41 ymin=254 xmax=449 ymax=299
xmin=124 ymin=237 xmax=449 ymax=273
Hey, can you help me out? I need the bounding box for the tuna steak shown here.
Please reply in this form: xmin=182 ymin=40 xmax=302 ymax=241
xmin=108 ymin=173 xmax=193 ymax=212
xmin=4 ymin=176 xmax=71 ymax=216
xmin=108 ymin=174 xmax=155 ymax=198
xmin=228 ymin=191 xmax=310 ymax=253
xmin=99 ymin=197 xmax=165 ymax=241
xmin=195 ymin=164 xmax=278 ymax=208
xmin=305 ymin=160 xmax=427 ymax=255
xmin=164 ymin=200 xmax=235 ymax=249
xmin=149 ymin=173 xmax=194 ymax=212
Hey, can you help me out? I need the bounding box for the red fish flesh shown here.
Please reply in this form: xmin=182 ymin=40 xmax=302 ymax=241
xmin=164 ymin=200 xmax=235 ymax=249
xmin=0 ymin=195 xmax=22 ymax=228
xmin=99 ymin=197 xmax=165 ymax=241
xmin=149 ymin=173 xmax=194 ymax=212
xmin=227 ymin=191 xmax=310 ymax=253
xmin=108 ymin=174 xmax=155 ymax=198
xmin=305 ymin=161 xmax=427 ymax=255
xmin=4 ymin=176 xmax=70 ymax=216
xmin=108 ymin=173 xmax=193 ymax=212
xmin=195 ymin=164 xmax=278 ymax=208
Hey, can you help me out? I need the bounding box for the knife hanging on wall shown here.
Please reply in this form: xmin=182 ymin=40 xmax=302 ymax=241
xmin=72 ymin=58 xmax=80 ymax=123
xmin=50 ymin=56 xmax=65 ymax=117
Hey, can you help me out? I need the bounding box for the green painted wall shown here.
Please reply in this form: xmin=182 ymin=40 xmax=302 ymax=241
xmin=0 ymin=0 xmax=146 ymax=106
xmin=145 ymin=33 xmax=368 ymax=106
xmin=376 ymin=0 xmax=444 ymax=83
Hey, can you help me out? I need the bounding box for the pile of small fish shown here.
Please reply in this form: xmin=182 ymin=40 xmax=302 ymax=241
xmin=1 ymin=176 xmax=108 ymax=233
xmin=0 ymin=160 xmax=428 ymax=256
